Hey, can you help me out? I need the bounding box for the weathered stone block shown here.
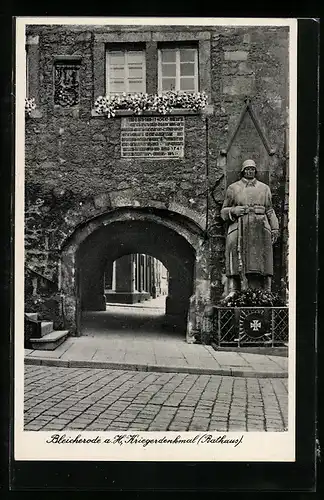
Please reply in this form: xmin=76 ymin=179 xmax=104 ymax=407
xmin=93 ymin=193 xmax=110 ymax=209
xmin=110 ymin=190 xmax=139 ymax=208
xmin=26 ymin=35 xmax=39 ymax=45
xmin=224 ymin=51 xmax=249 ymax=61
xmin=238 ymin=62 xmax=254 ymax=74
xmin=92 ymin=133 xmax=106 ymax=142
xmin=243 ymin=33 xmax=251 ymax=44
xmin=223 ymin=76 xmax=255 ymax=95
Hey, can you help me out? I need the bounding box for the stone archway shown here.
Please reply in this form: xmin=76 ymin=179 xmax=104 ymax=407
xmin=60 ymin=207 xmax=210 ymax=343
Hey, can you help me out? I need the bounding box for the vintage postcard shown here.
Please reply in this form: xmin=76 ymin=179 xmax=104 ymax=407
xmin=15 ymin=16 xmax=297 ymax=462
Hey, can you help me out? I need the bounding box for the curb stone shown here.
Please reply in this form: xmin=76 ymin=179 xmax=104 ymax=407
xmin=24 ymin=356 xmax=288 ymax=378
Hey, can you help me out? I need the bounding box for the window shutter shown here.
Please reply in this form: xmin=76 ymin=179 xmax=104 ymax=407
xmin=126 ymin=51 xmax=146 ymax=94
xmin=107 ymin=51 xmax=127 ymax=94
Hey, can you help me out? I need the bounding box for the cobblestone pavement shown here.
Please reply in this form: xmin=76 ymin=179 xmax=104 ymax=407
xmin=24 ymin=366 xmax=288 ymax=432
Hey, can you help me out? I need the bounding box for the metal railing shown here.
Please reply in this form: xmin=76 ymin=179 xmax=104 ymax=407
xmin=211 ymin=306 xmax=288 ymax=347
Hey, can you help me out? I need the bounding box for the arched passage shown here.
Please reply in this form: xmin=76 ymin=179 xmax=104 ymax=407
xmin=60 ymin=207 xmax=210 ymax=343
xmin=78 ymin=220 xmax=195 ymax=332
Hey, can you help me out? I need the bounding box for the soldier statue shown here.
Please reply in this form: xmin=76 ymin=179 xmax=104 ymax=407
xmin=221 ymin=159 xmax=279 ymax=297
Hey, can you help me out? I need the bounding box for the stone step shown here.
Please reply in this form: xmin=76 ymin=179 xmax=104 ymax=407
xmin=41 ymin=321 xmax=54 ymax=336
xmin=25 ymin=312 xmax=38 ymax=321
xmin=30 ymin=330 xmax=69 ymax=351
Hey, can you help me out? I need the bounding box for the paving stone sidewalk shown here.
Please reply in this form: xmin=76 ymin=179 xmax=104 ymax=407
xmin=25 ymin=298 xmax=287 ymax=377
xmin=24 ymin=366 xmax=288 ymax=432
xmin=25 ymin=335 xmax=288 ymax=377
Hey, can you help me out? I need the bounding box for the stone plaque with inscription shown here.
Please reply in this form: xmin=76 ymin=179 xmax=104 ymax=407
xmin=121 ymin=116 xmax=185 ymax=159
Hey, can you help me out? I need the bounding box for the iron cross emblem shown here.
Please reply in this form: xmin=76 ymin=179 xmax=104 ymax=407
xmin=250 ymin=319 xmax=262 ymax=331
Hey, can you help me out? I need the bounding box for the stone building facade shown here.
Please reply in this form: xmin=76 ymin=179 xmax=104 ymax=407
xmin=24 ymin=23 xmax=289 ymax=343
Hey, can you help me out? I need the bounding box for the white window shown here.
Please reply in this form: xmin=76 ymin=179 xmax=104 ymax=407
xmin=106 ymin=49 xmax=146 ymax=95
xmin=158 ymin=46 xmax=199 ymax=93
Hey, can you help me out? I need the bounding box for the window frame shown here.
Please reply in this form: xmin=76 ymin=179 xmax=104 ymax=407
xmin=25 ymin=44 xmax=29 ymax=98
xmin=92 ymin=31 xmax=212 ymax=116
xmin=25 ymin=35 xmax=39 ymax=102
xmin=105 ymin=47 xmax=147 ymax=96
xmin=25 ymin=34 xmax=42 ymax=118
xmin=157 ymin=45 xmax=199 ymax=94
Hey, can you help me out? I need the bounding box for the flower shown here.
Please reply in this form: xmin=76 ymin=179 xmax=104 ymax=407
xmin=219 ymin=288 xmax=285 ymax=307
xmin=94 ymin=91 xmax=208 ymax=117
xmin=25 ymin=97 xmax=36 ymax=116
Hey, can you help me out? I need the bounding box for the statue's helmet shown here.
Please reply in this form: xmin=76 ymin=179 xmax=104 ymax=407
xmin=241 ymin=159 xmax=257 ymax=173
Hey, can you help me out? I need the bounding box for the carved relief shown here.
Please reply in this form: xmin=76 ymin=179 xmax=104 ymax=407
xmin=54 ymin=61 xmax=80 ymax=107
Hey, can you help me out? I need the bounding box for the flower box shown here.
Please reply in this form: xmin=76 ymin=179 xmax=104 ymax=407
xmin=94 ymin=91 xmax=209 ymax=118
xmin=212 ymin=306 xmax=288 ymax=347
xmin=91 ymin=108 xmax=201 ymax=118
xmin=117 ymin=108 xmax=198 ymax=116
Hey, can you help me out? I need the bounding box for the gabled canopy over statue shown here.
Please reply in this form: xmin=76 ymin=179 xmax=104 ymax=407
xmin=221 ymin=159 xmax=279 ymax=297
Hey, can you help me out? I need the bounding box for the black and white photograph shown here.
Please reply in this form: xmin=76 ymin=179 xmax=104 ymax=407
xmin=15 ymin=17 xmax=298 ymax=462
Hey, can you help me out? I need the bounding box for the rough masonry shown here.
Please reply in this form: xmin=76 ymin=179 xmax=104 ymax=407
xmin=25 ymin=24 xmax=289 ymax=341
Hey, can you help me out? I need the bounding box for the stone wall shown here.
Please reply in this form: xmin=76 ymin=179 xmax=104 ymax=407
xmin=25 ymin=23 xmax=289 ymax=323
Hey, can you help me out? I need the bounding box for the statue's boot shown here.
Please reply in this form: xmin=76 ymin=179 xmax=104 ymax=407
xmin=224 ymin=277 xmax=238 ymax=300
xmin=265 ymin=276 xmax=272 ymax=292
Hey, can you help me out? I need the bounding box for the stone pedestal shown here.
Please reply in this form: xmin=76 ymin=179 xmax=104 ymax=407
xmin=115 ymin=255 xmax=135 ymax=293
xmin=106 ymin=254 xmax=149 ymax=304
xmin=105 ymin=291 xmax=150 ymax=304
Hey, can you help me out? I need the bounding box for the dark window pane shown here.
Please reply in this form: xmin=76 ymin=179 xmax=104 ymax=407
xmin=180 ymin=63 xmax=195 ymax=76
xmin=162 ymin=78 xmax=176 ymax=91
xmin=180 ymin=77 xmax=195 ymax=91
xmin=161 ymin=64 xmax=176 ymax=77
xmin=180 ymin=48 xmax=196 ymax=62
xmin=161 ymin=49 xmax=176 ymax=63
